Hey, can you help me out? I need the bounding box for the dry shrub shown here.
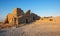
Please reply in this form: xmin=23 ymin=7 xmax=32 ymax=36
xmin=49 ymin=19 xmax=53 ymax=21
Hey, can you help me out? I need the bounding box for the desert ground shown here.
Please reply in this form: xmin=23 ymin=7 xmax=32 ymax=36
xmin=0 ymin=16 xmax=60 ymax=36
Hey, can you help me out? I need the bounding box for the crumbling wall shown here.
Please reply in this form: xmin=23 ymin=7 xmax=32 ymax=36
xmin=3 ymin=8 xmax=40 ymax=26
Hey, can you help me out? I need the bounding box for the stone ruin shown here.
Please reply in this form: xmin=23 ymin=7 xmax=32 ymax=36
xmin=3 ymin=8 xmax=40 ymax=26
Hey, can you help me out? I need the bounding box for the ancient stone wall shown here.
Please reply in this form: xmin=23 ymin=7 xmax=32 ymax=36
xmin=3 ymin=8 xmax=40 ymax=26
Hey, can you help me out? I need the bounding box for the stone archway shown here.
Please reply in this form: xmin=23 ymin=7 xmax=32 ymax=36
xmin=26 ymin=19 xmax=29 ymax=23
xmin=33 ymin=17 xmax=35 ymax=20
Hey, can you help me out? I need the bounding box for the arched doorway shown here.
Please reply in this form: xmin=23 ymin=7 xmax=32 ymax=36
xmin=33 ymin=17 xmax=35 ymax=20
xmin=26 ymin=19 xmax=29 ymax=23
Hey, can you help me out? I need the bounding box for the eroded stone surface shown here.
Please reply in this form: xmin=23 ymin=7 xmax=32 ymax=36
xmin=3 ymin=8 xmax=40 ymax=27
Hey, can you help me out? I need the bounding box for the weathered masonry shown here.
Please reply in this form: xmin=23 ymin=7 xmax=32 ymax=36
xmin=3 ymin=8 xmax=40 ymax=26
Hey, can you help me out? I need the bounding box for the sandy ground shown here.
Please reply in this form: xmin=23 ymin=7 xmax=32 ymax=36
xmin=0 ymin=22 xmax=60 ymax=36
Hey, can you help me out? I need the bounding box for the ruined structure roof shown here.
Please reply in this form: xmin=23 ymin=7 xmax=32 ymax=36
xmin=13 ymin=8 xmax=24 ymax=14
xmin=26 ymin=10 xmax=30 ymax=14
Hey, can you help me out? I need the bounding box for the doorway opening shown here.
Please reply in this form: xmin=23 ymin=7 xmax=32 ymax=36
xmin=33 ymin=17 xmax=35 ymax=20
xmin=26 ymin=19 xmax=29 ymax=23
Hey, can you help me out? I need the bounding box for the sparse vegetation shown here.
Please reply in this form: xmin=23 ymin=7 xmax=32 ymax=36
xmin=49 ymin=19 xmax=53 ymax=21
xmin=41 ymin=18 xmax=43 ymax=20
